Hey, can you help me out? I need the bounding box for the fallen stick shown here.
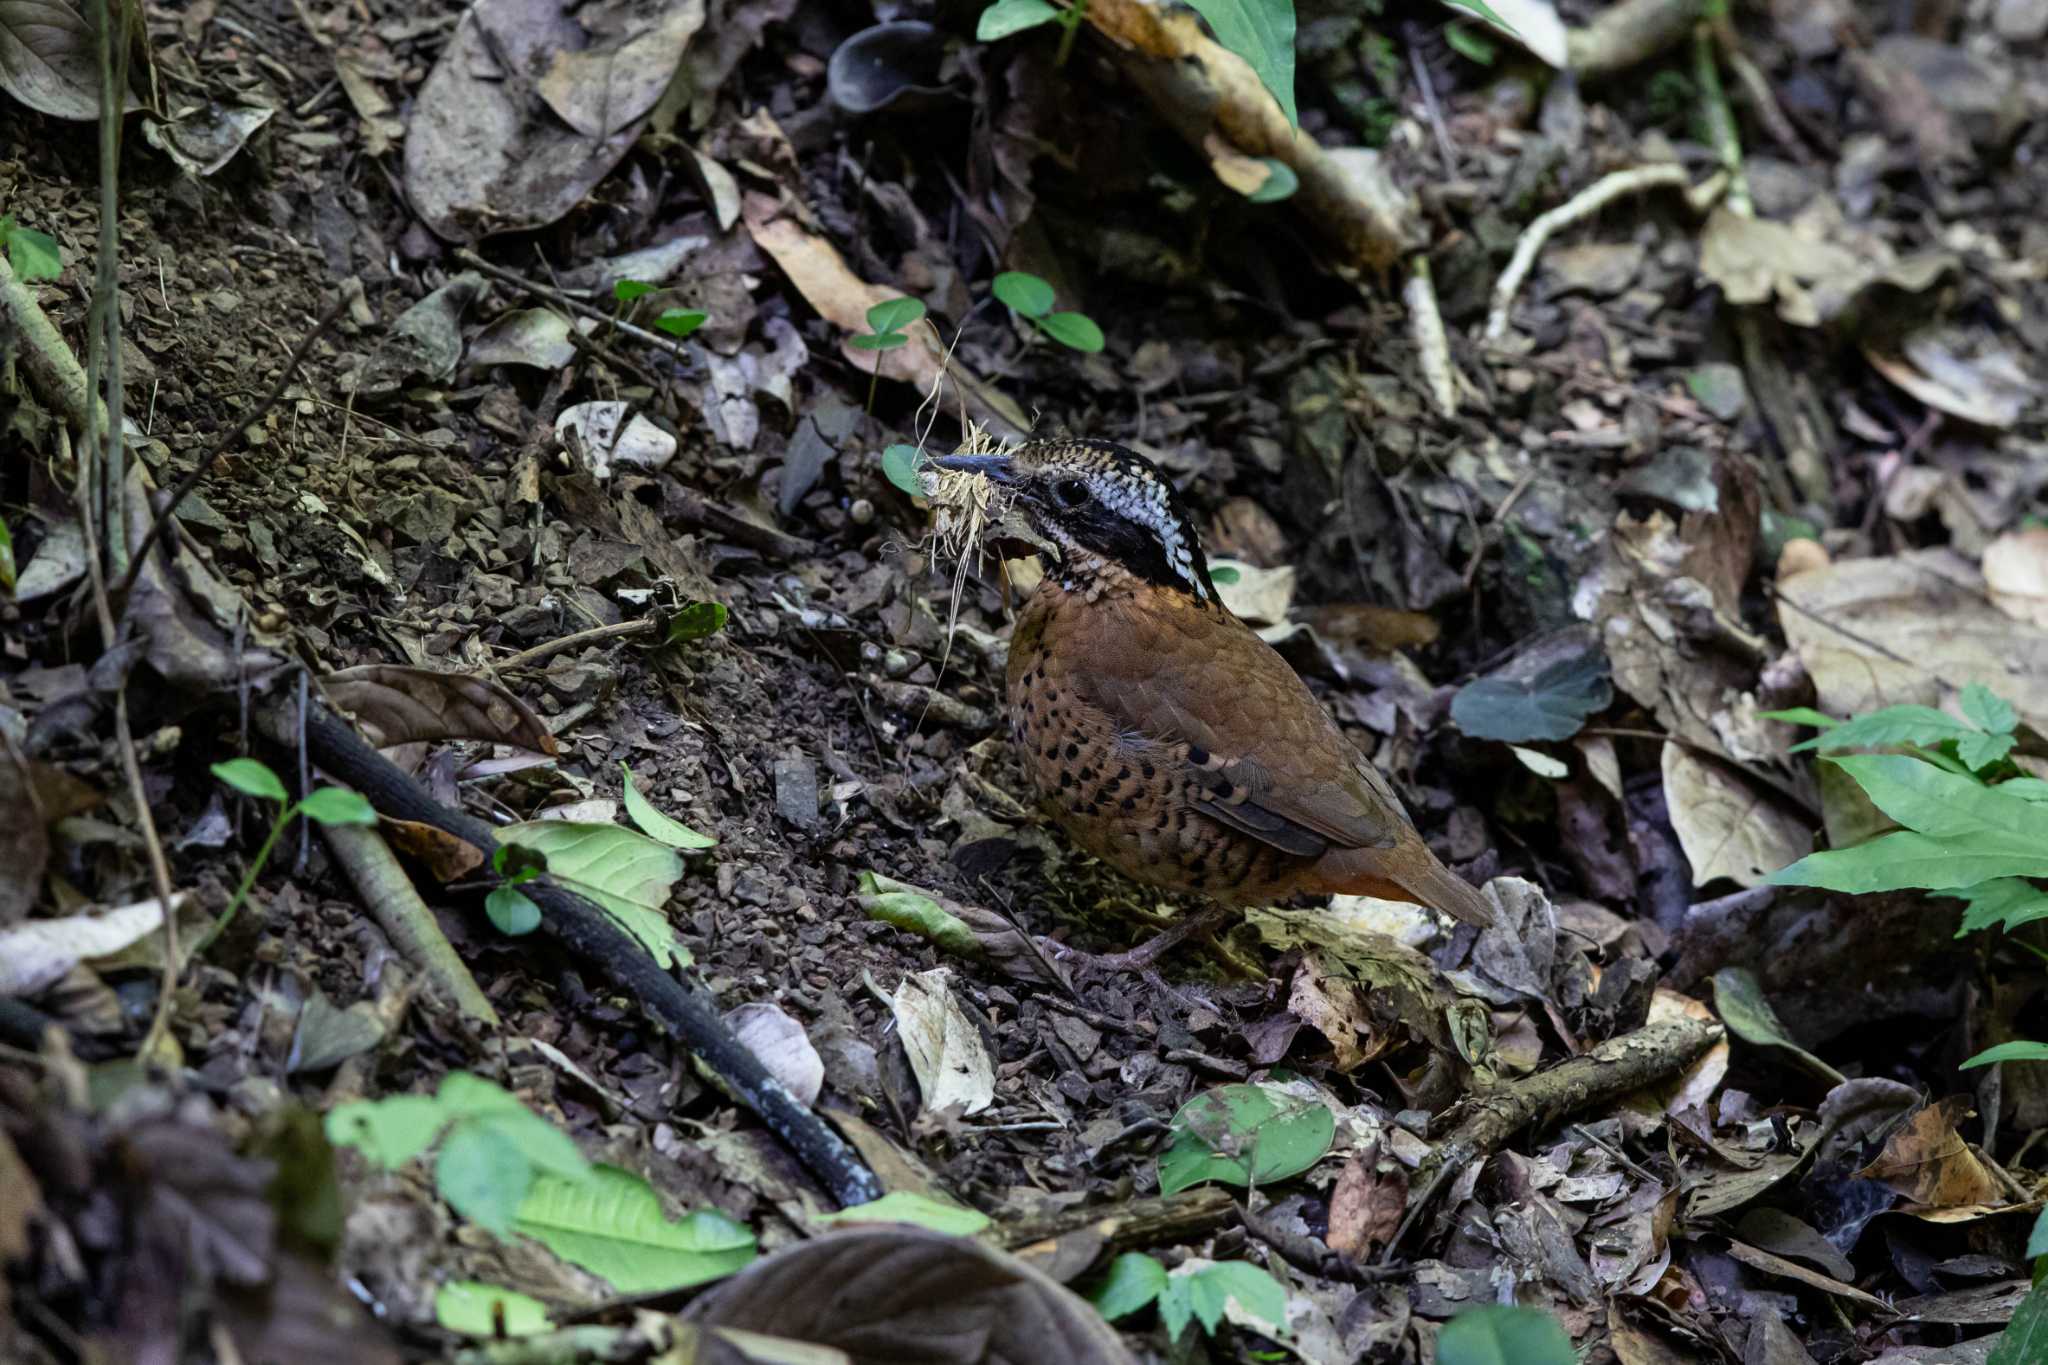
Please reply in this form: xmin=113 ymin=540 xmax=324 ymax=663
xmin=323 ymin=822 xmax=501 ymax=1028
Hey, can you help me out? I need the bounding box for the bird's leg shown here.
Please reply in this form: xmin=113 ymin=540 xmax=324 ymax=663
xmin=1050 ymin=903 xmax=1240 ymax=975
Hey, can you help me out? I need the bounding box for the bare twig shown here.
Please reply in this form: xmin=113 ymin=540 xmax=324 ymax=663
xmin=1484 ymin=164 xmax=1701 ymax=342
xmin=496 ymin=618 xmax=658 ymax=675
xmin=453 ymin=248 xmax=701 ymax=365
xmin=1404 ymin=254 xmax=1459 ymax=417
xmin=117 ymin=687 xmax=182 ymax=1065
xmin=323 ymin=822 xmax=500 ymax=1027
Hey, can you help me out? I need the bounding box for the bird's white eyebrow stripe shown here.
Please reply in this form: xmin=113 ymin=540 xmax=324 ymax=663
xmin=1084 ymin=465 xmax=1207 ymax=600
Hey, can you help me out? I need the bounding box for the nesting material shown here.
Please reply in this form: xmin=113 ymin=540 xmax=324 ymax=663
xmin=916 ymin=421 xmax=1013 ymax=569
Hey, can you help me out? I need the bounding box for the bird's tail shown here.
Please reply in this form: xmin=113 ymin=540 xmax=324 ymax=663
xmin=1306 ymin=840 xmax=1495 ymax=927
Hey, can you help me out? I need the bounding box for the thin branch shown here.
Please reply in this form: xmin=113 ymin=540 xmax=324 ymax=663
xmin=1484 ymin=164 xmax=1701 ymax=342
xmin=117 ymin=686 xmax=182 ymax=1065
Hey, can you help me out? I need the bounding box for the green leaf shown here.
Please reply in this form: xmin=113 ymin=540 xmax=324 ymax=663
xmin=2029 ymin=1207 xmax=2048 ymax=1261
xmin=654 ymin=309 xmax=706 ymax=338
xmin=1183 ymin=0 xmax=1297 ymax=127
xmin=1761 ymin=707 xmax=1841 ymax=731
xmin=1450 ymin=650 xmax=1611 ymax=743
xmin=1 ymin=218 xmax=62 ymax=282
xmin=1789 ymin=703 xmax=1972 ymax=754
xmin=475 ymin=1109 xmax=590 ymax=1182
xmin=857 ymin=871 xmax=977 ymax=955
xmin=514 ymin=1165 xmax=756 ymax=1293
xmin=1962 ymin=685 xmax=2018 ymax=737
xmin=437 ymin=1117 xmax=534 ymax=1237
xmin=1163 ymin=1260 xmax=1288 ymax=1339
xmin=1827 ymin=753 xmax=2048 ymax=844
xmin=865 ymin=296 xmax=927 ymax=334
xmin=496 ymin=822 xmax=688 ymax=968
xmin=1961 ymin=1041 xmax=2048 ymax=1070
xmin=1090 ymin=1252 xmax=1168 ymax=1321
xmin=1245 ymin=159 xmax=1299 ymax=203
xmin=1437 ymin=1305 xmax=1576 ymax=1365
xmin=437 ymin=1072 xmax=528 ymax=1117
xmin=1959 ymin=731 xmax=2017 ymax=772
xmin=2003 ymin=779 xmax=2048 ymax=804
xmin=815 ymin=1190 xmax=991 ymax=1237
xmin=435 ymin=1280 xmax=554 ymax=1338
xmin=1442 ymin=0 xmax=1514 ymax=32
xmin=1940 ymin=880 xmax=2048 ymax=937
xmin=213 ymin=757 xmax=289 ymax=804
xmin=1711 ymin=968 xmax=1844 ymax=1085
xmin=992 ymin=270 xmax=1055 ymax=318
xmin=1443 ymin=22 xmax=1497 ymax=64
xmin=848 ymin=331 xmax=908 ymax=351
xmin=1990 ymin=1277 xmax=2048 ymax=1365
xmin=1209 ymin=564 xmax=1241 ymax=584
xmin=882 ymin=443 xmax=925 ymax=496
xmin=1771 ymin=828 xmax=2048 ymax=893
xmin=297 ymin=787 xmax=377 ymax=827
xmin=1036 ymin=311 xmax=1105 ymax=352
xmin=621 ymin=763 xmax=717 ymax=849
xmin=978 ymin=0 xmax=1061 ymax=39
xmin=0 ymin=516 xmax=13 ymax=594
xmin=324 ymin=1094 xmax=449 ymax=1168
xmin=486 ymin=887 xmax=542 ymax=935
xmin=665 ymin=600 xmax=728 ymax=644
xmin=1157 ymin=1083 xmax=1335 ymax=1196
xmin=614 ymin=280 xmax=656 ymax=302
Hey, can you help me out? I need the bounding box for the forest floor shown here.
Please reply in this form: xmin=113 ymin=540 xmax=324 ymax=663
xmin=3 ymin=0 xmax=2048 ymax=1361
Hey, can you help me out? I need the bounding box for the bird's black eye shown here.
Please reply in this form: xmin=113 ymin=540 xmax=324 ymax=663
xmin=1052 ymin=478 xmax=1090 ymax=509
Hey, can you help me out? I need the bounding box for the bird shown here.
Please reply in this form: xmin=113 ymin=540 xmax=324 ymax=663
xmin=934 ymin=438 xmax=1493 ymax=970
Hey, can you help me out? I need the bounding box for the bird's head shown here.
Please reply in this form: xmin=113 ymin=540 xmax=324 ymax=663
xmin=933 ymin=439 xmax=1217 ymax=601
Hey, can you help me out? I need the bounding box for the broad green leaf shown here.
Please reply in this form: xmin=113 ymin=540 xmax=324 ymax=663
xmin=213 ymin=757 xmax=288 ymax=804
xmin=614 ymin=280 xmax=656 ymax=301
xmin=297 ymin=787 xmax=377 ymax=826
xmin=857 ymin=871 xmax=977 ymax=955
xmin=815 ymin=1190 xmax=991 ymax=1236
xmin=848 ymin=331 xmax=908 ymax=351
xmin=497 ymin=822 xmax=687 ymax=968
xmin=654 ymin=309 xmax=706 ymax=338
xmin=882 ymin=443 xmax=924 ymax=496
xmin=1790 ymin=704 xmax=1971 ymax=754
xmin=1828 ymin=754 xmax=2048 ymax=844
xmin=1712 ymin=968 xmax=1844 ymax=1085
xmin=1157 ymin=1083 xmax=1335 ymax=1196
xmin=2029 ymin=1207 xmax=2048 ymax=1261
xmin=665 ymin=600 xmax=728 ymax=644
xmin=1939 ymin=880 xmax=2048 ymax=937
xmin=1245 ymin=158 xmax=1298 ymax=203
xmin=1090 ymin=1252 xmax=1167 ymax=1321
xmin=1761 ymin=707 xmax=1841 ymax=730
xmin=978 ymin=0 xmax=1060 ymax=39
xmin=324 ymin=1094 xmax=449 ymax=1168
xmin=1437 ymin=1304 xmax=1576 ymax=1365
xmin=992 ymin=270 xmax=1055 ymax=318
xmin=1962 ymin=1041 xmax=2048 ymax=1070
xmin=1036 ymin=311 xmax=1105 ymax=352
xmin=437 ymin=1072 xmax=528 ymax=1117
xmin=486 ymin=887 xmax=542 ymax=935
xmin=865 ymin=296 xmax=927 ymax=334
xmin=434 ymin=1281 xmax=553 ymax=1337
xmin=1990 ymin=1276 xmax=2048 ymax=1365
xmin=1451 ymin=650 xmax=1611 ymax=743
xmin=514 ymin=1165 xmax=756 ymax=1293
xmin=1771 ymin=828 xmax=2048 ymax=893
xmin=1962 ymin=685 xmax=2017 ymax=737
xmin=436 ymin=1117 xmax=534 ymax=1237
xmin=1162 ymin=1260 xmax=1288 ymax=1339
xmin=1959 ymin=731 xmax=2017 ymax=772
xmin=2003 ymin=779 xmax=2048 ymax=804
xmin=475 ymin=1109 xmax=590 ymax=1182
xmin=2 ymin=218 xmax=61 ymax=281
xmin=1184 ymin=0 xmax=1297 ymax=127
xmin=621 ymin=763 xmax=717 ymax=849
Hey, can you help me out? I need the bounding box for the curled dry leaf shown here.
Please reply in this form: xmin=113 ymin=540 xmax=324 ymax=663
xmin=323 ymin=664 xmax=557 ymax=755
xmin=1325 ymin=1147 xmax=1405 ymax=1259
xmin=723 ymin=1002 xmax=824 ymax=1107
xmin=0 ymin=896 xmax=180 ymax=999
xmin=556 ymin=401 xmax=679 ymax=477
xmin=1852 ymin=1095 xmax=2000 ymax=1209
xmin=687 ymin=1225 xmax=1135 ymax=1364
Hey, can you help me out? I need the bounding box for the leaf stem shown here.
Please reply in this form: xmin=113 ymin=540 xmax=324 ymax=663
xmin=194 ymin=804 xmax=296 ymax=956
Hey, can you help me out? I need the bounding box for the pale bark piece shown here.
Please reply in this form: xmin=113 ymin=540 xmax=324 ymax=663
xmin=889 ymin=969 xmax=994 ymax=1116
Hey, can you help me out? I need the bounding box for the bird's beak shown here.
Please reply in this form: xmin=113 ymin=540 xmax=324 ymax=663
xmin=933 ymin=452 xmax=1017 ymax=484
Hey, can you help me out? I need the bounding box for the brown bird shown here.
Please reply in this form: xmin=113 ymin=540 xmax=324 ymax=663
xmin=936 ymin=439 xmax=1493 ymax=969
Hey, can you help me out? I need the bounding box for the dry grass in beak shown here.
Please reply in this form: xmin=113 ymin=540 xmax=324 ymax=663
xmin=914 ymin=423 xmax=1019 ymax=663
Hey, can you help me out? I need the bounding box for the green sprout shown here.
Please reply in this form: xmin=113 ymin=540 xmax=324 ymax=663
xmin=992 ymin=270 xmax=1104 ymax=353
xmin=200 ymin=758 xmax=377 ymax=952
xmin=486 ymin=844 xmax=545 ymax=936
xmin=0 ymin=215 xmax=61 ymax=281
xmin=614 ymin=279 xmax=707 ymax=340
xmin=977 ymin=0 xmax=1091 ymax=65
xmin=850 ymin=296 xmax=927 ymax=411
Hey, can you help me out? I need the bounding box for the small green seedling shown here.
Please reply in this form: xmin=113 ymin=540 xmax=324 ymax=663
xmin=992 ymin=270 xmax=1104 ymax=353
xmin=1089 ymin=1252 xmax=1288 ymax=1343
xmin=850 ymin=296 xmax=927 ymax=410
xmin=1444 ymin=22 xmax=1497 ymax=65
xmin=977 ymin=0 xmax=1091 ymax=65
xmin=881 ymin=443 xmax=925 ymax=496
xmin=0 ymin=516 xmax=15 ymax=594
xmin=0 ymin=215 xmax=61 ymax=281
xmin=613 ymin=278 xmax=707 ymax=340
xmin=486 ymin=844 xmax=544 ymax=936
xmin=201 ymin=758 xmax=376 ymax=952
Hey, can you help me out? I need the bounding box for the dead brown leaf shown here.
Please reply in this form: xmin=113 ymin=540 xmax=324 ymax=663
xmin=1325 ymin=1148 xmax=1404 ymax=1259
xmin=1853 ymin=1096 xmax=2000 ymax=1209
xmin=322 ymin=665 xmax=557 ymax=754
